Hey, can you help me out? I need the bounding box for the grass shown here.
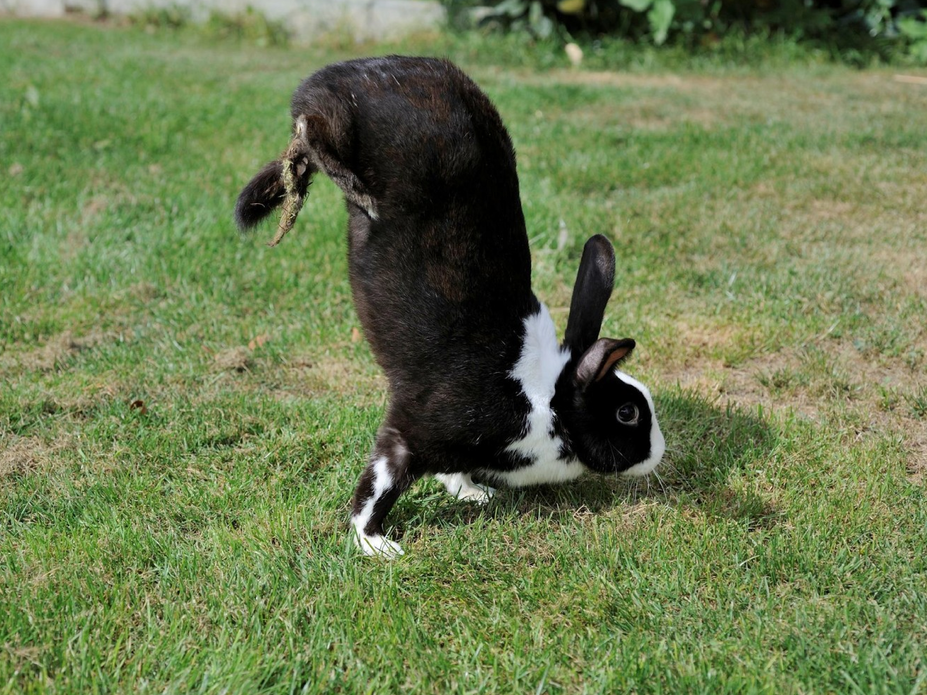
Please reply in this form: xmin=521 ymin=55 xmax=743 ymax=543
xmin=2 ymin=17 xmax=926 ymax=694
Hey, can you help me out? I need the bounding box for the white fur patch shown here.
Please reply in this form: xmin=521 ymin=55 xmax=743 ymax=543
xmin=351 ymin=456 xmax=404 ymax=558
xmin=355 ymin=533 xmax=403 ymax=558
xmin=436 ymin=473 xmax=496 ymax=504
xmin=494 ymin=304 xmax=587 ymax=487
xmin=615 ymin=370 xmax=665 ymax=477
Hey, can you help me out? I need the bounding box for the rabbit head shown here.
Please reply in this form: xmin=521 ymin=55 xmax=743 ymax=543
xmin=554 ymin=235 xmax=665 ymax=477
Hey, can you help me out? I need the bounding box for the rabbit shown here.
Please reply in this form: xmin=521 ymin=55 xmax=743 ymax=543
xmin=235 ymin=56 xmax=664 ymax=558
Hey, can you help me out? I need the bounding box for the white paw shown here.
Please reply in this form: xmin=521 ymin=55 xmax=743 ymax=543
xmin=353 ymin=531 xmax=404 ymax=559
xmin=456 ymin=483 xmax=496 ymax=505
xmin=436 ymin=473 xmax=496 ymax=505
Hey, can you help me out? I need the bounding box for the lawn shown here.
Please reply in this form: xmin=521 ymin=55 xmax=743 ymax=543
xmin=2 ymin=17 xmax=926 ymax=694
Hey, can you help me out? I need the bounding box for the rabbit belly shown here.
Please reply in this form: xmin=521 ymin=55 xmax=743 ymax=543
xmin=481 ymin=304 xmax=588 ymax=487
xmin=488 ymin=456 xmax=586 ymax=487
xmin=497 ymin=395 xmax=586 ymax=487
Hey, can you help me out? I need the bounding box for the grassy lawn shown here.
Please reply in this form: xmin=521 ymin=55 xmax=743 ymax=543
xmin=2 ymin=18 xmax=926 ymax=694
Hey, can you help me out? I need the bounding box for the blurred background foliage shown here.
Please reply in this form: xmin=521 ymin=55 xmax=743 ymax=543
xmin=446 ymin=0 xmax=927 ymax=64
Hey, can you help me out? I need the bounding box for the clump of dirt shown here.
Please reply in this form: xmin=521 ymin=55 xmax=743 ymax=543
xmin=213 ymin=346 xmax=253 ymax=372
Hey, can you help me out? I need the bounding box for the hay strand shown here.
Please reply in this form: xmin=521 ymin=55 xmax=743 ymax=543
xmin=268 ymin=156 xmax=304 ymax=247
xmin=268 ymin=117 xmax=310 ymax=247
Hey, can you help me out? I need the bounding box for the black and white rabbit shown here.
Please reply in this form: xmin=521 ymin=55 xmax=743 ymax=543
xmin=235 ymin=56 xmax=664 ymax=557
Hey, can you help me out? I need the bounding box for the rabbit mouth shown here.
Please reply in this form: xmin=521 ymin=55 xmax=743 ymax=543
xmin=620 ymin=418 xmax=665 ymax=478
xmin=608 ymin=370 xmax=664 ymax=477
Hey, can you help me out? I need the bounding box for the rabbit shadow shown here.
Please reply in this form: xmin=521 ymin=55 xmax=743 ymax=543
xmin=393 ymin=387 xmax=781 ymax=539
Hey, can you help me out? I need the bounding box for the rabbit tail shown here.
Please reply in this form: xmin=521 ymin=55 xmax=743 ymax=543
xmin=235 ymin=116 xmax=316 ymax=246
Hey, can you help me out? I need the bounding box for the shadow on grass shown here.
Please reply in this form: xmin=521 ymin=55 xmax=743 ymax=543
xmin=394 ymin=387 xmax=780 ymax=538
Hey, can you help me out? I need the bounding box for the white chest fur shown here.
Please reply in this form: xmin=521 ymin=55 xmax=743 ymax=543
xmin=488 ymin=304 xmax=587 ymax=487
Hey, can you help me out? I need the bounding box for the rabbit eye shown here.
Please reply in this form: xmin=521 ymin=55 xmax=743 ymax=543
xmin=617 ymin=404 xmax=639 ymax=425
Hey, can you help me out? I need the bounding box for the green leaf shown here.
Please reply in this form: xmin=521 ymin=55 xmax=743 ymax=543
xmin=648 ymin=0 xmax=675 ymax=45
xmin=898 ymin=16 xmax=927 ymax=41
xmin=529 ymin=0 xmax=543 ymax=25
xmin=534 ymin=14 xmax=554 ymax=38
xmin=528 ymin=0 xmax=554 ymax=37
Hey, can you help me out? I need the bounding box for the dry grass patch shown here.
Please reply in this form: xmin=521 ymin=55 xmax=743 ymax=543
xmin=79 ymin=196 xmax=109 ymax=225
xmin=542 ymin=69 xmax=724 ymax=91
xmin=0 ymin=435 xmax=67 ymax=480
xmin=213 ymin=346 xmax=253 ymax=372
xmin=283 ymin=351 xmax=387 ymax=406
xmin=663 ymin=340 xmax=927 ymax=481
xmin=870 ymin=246 xmax=927 ymax=298
xmin=524 ymin=68 xmax=927 ymax=140
xmin=5 ymin=328 xmax=130 ymax=376
xmin=0 ymin=436 xmax=47 ymax=479
xmin=16 ymin=331 xmax=89 ymax=372
xmin=565 ymin=96 xmax=722 ymax=131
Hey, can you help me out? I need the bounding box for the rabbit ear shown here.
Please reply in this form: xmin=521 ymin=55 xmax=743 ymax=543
xmin=564 ymin=235 xmax=616 ymax=356
xmin=575 ymin=338 xmax=636 ymax=388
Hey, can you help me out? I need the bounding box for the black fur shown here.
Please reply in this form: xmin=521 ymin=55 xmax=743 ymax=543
xmin=235 ymin=160 xmax=286 ymax=230
xmin=235 ymin=57 xmax=662 ymax=553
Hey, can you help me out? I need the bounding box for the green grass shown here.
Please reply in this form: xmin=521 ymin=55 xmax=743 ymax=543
xmin=2 ymin=18 xmax=927 ymax=694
